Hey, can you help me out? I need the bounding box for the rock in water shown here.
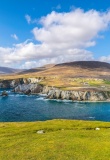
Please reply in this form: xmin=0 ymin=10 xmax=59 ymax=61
xmin=1 ymin=90 xmax=8 ymax=96
xmin=24 ymin=89 xmax=31 ymax=95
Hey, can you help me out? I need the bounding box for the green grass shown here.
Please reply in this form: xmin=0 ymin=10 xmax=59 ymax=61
xmin=1 ymin=119 xmax=110 ymax=160
xmin=104 ymin=80 xmax=110 ymax=85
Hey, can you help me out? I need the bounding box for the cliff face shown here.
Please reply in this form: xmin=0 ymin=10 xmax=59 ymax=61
xmin=0 ymin=78 xmax=41 ymax=89
xmin=14 ymin=84 xmax=43 ymax=94
xmin=13 ymin=83 xmax=110 ymax=101
xmin=45 ymin=88 xmax=110 ymax=101
xmin=0 ymin=78 xmax=110 ymax=101
xmin=0 ymin=80 xmax=12 ymax=88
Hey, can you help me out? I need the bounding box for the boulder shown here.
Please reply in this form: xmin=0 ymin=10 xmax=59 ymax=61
xmin=37 ymin=130 xmax=45 ymax=134
xmin=1 ymin=90 xmax=8 ymax=96
xmin=24 ymin=89 xmax=31 ymax=95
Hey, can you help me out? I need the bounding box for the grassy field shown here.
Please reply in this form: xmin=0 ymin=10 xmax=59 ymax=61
xmin=38 ymin=77 xmax=110 ymax=91
xmin=1 ymin=119 xmax=110 ymax=160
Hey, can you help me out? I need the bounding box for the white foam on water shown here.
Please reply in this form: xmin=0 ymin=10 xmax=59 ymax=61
xmin=89 ymin=116 xmax=95 ymax=119
xmin=15 ymin=94 xmax=28 ymax=97
xmin=9 ymin=95 xmax=15 ymax=97
xmin=35 ymin=97 xmax=45 ymax=101
xmin=38 ymin=94 xmax=47 ymax=97
xmin=45 ymin=98 xmax=73 ymax=103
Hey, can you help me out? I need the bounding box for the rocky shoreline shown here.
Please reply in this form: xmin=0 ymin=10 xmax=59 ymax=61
xmin=0 ymin=78 xmax=110 ymax=101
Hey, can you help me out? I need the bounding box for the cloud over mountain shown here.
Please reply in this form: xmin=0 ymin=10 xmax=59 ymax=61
xmin=1 ymin=9 xmax=110 ymax=68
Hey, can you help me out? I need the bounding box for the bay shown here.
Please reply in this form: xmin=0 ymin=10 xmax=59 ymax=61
xmin=0 ymin=89 xmax=110 ymax=122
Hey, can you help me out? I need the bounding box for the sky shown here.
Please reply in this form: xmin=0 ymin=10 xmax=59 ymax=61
xmin=0 ymin=0 xmax=110 ymax=69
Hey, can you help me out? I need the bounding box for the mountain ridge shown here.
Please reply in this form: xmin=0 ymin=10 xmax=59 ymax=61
xmin=0 ymin=66 xmax=23 ymax=74
xmin=55 ymin=61 xmax=110 ymax=69
xmin=20 ymin=61 xmax=110 ymax=75
xmin=1 ymin=61 xmax=110 ymax=80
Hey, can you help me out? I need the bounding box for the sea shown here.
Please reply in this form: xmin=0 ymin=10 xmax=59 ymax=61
xmin=0 ymin=89 xmax=110 ymax=122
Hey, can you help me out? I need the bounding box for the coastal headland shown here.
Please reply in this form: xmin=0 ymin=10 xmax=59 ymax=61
xmin=1 ymin=61 xmax=110 ymax=101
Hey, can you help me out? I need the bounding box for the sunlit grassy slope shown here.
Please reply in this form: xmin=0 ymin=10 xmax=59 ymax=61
xmin=1 ymin=61 xmax=110 ymax=90
xmin=1 ymin=120 xmax=110 ymax=160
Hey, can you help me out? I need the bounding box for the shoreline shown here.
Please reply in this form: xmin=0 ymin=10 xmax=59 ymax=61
xmin=1 ymin=88 xmax=110 ymax=102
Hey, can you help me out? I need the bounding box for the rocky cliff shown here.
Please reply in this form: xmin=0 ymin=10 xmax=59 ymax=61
xmin=0 ymin=78 xmax=110 ymax=101
xmin=45 ymin=88 xmax=110 ymax=101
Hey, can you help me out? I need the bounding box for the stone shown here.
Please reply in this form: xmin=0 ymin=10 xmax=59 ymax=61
xmin=37 ymin=130 xmax=45 ymax=134
xmin=95 ymin=128 xmax=100 ymax=130
xmin=1 ymin=90 xmax=8 ymax=96
xmin=24 ymin=89 xmax=31 ymax=95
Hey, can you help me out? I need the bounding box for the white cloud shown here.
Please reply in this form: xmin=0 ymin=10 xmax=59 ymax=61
xmin=11 ymin=34 xmax=18 ymax=40
xmin=0 ymin=40 xmax=93 ymax=69
xmin=52 ymin=4 xmax=61 ymax=10
xmin=1 ymin=9 xmax=110 ymax=68
xmin=21 ymin=48 xmax=93 ymax=69
xmin=33 ymin=9 xmax=110 ymax=48
xmin=70 ymin=5 xmax=77 ymax=11
xmin=25 ymin=14 xmax=37 ymax=24
xmin=56 ymin=4 xmax=61 ymax=10
xmin=99 ymin=55 xmax=110 ymax=63
xmin=21 ymin=61 xmax=38 ymax=69
xmin=25 ymin=14 xmax=31 ymax=24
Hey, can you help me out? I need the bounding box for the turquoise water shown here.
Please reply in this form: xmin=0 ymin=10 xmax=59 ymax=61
xmin=0 ymin=89 xmax=110 ymax=122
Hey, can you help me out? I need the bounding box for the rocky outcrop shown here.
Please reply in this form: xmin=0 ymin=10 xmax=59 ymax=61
xmin=45 ymin=88 xmax=110 ymax=101
xmin=0 ymin=78 xmax=42 ymax=89
xmin=0 ymin=78 xmax=44 ymax=95
xmin=0 ymin=80 xmax=11 ymax=88
xmin=0 ymin=90 xmax=8 ymax=96
xmin=0 ymin=78 xmax=110 ymax=101
xmin=42 ymin=86 xmax=52 ymax=94
xmin=13 ymin=83 xmax=43 ymax=94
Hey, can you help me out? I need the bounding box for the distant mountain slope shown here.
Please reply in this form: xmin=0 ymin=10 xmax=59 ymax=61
xmin=19 ymin=64 xmax=55 ymax=74
xmin=29 ymin=61 xmax=110 ymax=80
xmin=20 ymin=61 xmax=110 ymax=75
xmin=55 ymin=61 xmax=110 ymax=69
xmin=1 ymin=61 xmax=110 ymax=80
xmin=0 ymin=66 xmax=23 ymax=74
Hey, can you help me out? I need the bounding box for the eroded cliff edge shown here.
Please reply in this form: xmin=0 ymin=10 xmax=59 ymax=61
xmin=0 ymin=78 xmax=110 ymax=101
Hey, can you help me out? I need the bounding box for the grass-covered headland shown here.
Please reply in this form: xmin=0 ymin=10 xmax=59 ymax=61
xmin=1 ymin=119 xmax=110 ymax=160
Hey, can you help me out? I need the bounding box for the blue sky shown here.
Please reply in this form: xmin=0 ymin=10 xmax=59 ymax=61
xmin=0 ymin=0 xmax=110 ymax=68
